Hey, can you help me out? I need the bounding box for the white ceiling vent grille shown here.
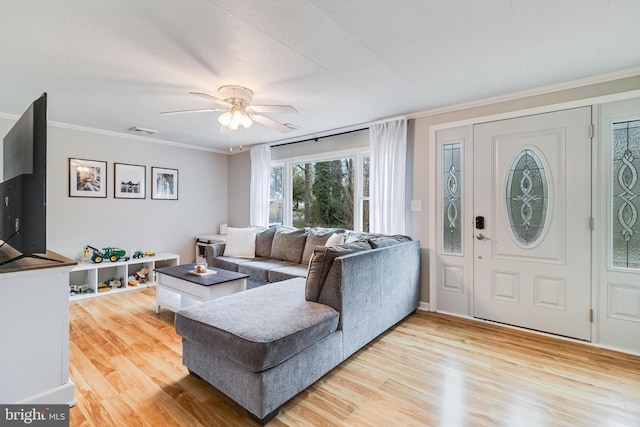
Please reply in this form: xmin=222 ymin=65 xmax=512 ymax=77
xmin=128 ymin=126 xmax=158 ymax=135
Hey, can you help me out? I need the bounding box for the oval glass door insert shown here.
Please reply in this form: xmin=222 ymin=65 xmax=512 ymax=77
xmin=505 ymin=149 xmax=549 ymax=246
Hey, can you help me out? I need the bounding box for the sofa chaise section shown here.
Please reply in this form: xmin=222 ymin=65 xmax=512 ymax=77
xmin=177 ymin=237 xmax=420 ymax=424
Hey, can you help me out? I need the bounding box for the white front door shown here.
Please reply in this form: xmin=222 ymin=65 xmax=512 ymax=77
xmin=473 ymin=108 xmax=592 ymax=340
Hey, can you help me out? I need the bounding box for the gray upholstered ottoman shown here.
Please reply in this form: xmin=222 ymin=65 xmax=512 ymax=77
xmin=174 ymin=278 xmax=342 ymax=423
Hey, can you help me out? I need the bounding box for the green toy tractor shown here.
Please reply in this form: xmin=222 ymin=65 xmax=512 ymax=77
xmin=85 ymin=245 xmax=128 ymax=263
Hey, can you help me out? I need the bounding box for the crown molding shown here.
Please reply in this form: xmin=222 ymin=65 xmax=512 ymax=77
xmin=407 ymin=66 xmax=640 ymax=120
xmin=0 ymin=113 xmax=228 ymax=155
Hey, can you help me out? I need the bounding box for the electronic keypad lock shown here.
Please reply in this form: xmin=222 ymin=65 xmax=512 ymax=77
xmin=475 ymin=216 xmax=485 ymax=230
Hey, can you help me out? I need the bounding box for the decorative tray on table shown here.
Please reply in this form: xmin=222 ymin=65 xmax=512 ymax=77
xmin=188 ymin=269 xmax=217 ymax=276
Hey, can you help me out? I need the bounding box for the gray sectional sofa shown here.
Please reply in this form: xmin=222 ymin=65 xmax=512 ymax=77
xmin=175 ymin=227 xmax=420 ymax=424
xmin=205 ymin=226 xmax=345 ymax=287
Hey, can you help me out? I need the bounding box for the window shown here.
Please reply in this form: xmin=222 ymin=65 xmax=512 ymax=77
xmin=442 ymin=142 xmax=462 ymax=253
xmin=269 ymin=164 xmax=284 ymax=226
xmin=270 ymin=150 xmax=369 ymax=231
xmin=359 ymin=153 xmax=370 ymax=233
xmin=291 ymin=158 xmax=354 ymax=229
xmin=612 ymin=120 xmax=640 ymax=269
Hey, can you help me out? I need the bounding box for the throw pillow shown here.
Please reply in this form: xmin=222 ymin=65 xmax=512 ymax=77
xmin=255 ymin=226 xmax=276 ymax=257
xmin=301 ymin=228 xmax=340 ymax=265
xmin=270 ymin=227 xmax=307 ymax=263
xmin=324 ymin=232 xmax=344 ymax=247
xmin=223 ymin=227 xmax=257 ymax=258
xmin=305 ymin=241 xmax=372 ymax=302
xmin=305 ymin=247 xmax=328 ymax=301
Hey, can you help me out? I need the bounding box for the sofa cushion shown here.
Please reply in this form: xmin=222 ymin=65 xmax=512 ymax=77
xmin=239 ymin=259 xmax=297 ymax=282
xmin=175 ymin=278 xmax=339 ymax=372
xmin=223 ymin=227 xmax=257 ymax=258
xmin=211 ymin=255 xmax=262 ymax=272
xmin=301 ymin=228 xmax=342 ymax=265
xmin=270 ymin=227 xmax=307 ymax=263
xmin=367 ymin=235 xmax=412 ymax=248
xmin=255 ymin=226 xmax=277 ymax=258
xmin=268 ymin=264 xmax=309 ymax=282
xmin=305 ymin=241 xmax=372 ymax=302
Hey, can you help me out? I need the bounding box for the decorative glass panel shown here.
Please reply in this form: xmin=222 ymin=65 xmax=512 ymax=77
xmin=612 ymin=120 xmax=640 ymax=269
xmin=442 ymin=143 xmax=462 ymax=253
xmin=506 ymin=149 xmax=549 ymax=246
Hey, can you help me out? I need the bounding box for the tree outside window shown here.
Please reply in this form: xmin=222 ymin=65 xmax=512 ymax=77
xmin=292 ymin=158 xmax=354 ymax=229
xmin=270 ymin=150 xmax=369 ymax=231
xmin=269 ymin=165 xmax=284 ymax=225
xmin=360 ymin=154 xmax=370 ymax=232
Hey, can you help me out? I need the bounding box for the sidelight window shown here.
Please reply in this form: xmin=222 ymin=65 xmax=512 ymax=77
xmin=612 ymin=120 xmax=640 ymax=269
xmin=442 ymin=142 xmax=462 ymax=253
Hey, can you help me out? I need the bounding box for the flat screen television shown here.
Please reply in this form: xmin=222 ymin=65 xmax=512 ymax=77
xmin=0 ymin=93 xmax=54 ymax=266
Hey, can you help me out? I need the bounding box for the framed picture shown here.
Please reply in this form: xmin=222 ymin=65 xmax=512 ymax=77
xmin=114 ymin=163 xmax=146 ymax=199
xmin=151 ymin=167 xmax=178 ymax=200
xmin=69 ymin=158 xmax=107 ymax=198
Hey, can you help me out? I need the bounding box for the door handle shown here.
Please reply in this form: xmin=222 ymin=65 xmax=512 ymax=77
xmin=476 ymin=233 xmax=491 ymax=241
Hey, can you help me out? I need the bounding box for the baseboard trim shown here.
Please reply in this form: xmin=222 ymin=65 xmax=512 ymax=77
xmin=429 ymin=311 xmax=640 ymax=357
xmin=417 ymin=301 xmax=430 ymax=312
xmin=17 ymin=380 xmax=76 ymax=407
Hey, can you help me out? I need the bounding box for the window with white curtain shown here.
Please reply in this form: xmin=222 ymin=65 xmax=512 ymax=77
xmin=359 ymin=153 xmax=370 ymax=232
xmin=269 ymin=149 xmax=369 ymax=231
xmin=269 ymin=163 xmax=284 ymax=226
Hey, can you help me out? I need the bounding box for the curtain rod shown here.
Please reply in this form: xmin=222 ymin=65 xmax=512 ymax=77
xmin=270 ymin=127 xmax=368 ymax=148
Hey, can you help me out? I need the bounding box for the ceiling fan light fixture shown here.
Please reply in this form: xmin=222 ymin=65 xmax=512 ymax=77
xmin=218 ymin=111 xmax=232 ymax=128
xmin=240 ymin=112 xmax=253 ymax=129
xmin=218 ymin=108 xmax=253 ymax=130
xmin=168 ymin=85 xmax=297 ymax=134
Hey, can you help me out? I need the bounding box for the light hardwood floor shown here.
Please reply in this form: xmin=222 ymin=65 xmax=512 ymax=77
xmin=69 ymin=288 xmax=640 ymax=426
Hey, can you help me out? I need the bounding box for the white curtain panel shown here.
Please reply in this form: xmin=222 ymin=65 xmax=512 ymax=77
xmin=250 ymin=144 xmax=271 ymax=226
xmin=369 ymin=119 xmax=407 ymax=234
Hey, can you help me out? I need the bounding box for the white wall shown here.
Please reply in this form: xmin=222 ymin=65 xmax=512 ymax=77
xmin=227 ymin=150 xmax=251 ymax=227
xmin=0 ymin=118 xmax=228 ymax=263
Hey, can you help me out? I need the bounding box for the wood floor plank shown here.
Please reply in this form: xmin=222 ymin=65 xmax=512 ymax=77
xmin=69 ymin=288 xmax=640 ymax=426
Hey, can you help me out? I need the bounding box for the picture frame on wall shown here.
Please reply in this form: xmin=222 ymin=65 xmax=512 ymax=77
xmin=69 ymin=158 xmax=107 ymax=198
xmin=151 ymin=167 xmax=178 ymax=200
xmin=114 ymin=163 xmax=146 ymax=199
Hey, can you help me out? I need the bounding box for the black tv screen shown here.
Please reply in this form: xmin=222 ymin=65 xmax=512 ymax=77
xmin=1 ymin=93 xmax=47 ymax=263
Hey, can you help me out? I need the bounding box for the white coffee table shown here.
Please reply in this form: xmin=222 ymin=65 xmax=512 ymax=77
xmin=154 ymin=264 xmax=249 ymax=313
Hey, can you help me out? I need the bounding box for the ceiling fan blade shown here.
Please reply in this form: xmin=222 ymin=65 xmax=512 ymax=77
xmin=252 ymin=114 xmax=296 ymax=133
xmin=160 ymin=108 xmax=224 ymax=115
xmin=250 ymin=104 xmax=297 ymax=114
xmin=189 ymin=91 xmax=230 ymax=106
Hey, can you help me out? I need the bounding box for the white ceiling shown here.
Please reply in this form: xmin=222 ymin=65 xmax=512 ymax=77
xmin=2 ymin=0 xmax=640 ymax=153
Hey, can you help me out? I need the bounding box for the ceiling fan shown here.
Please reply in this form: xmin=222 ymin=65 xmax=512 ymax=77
xmin=161 ymin=85 xmax=298 ymax=133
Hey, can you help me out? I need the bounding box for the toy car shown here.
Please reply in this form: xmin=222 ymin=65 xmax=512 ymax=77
xmin=132 ymin=250 xmax=156 ymax=259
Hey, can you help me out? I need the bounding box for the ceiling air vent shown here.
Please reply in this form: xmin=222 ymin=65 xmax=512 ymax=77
xmin=128 ymin=126 xmax=158 ymax=136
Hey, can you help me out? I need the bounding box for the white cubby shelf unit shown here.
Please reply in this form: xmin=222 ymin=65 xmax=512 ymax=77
xmin=69 ymin=252 xmax=180 ymax=301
